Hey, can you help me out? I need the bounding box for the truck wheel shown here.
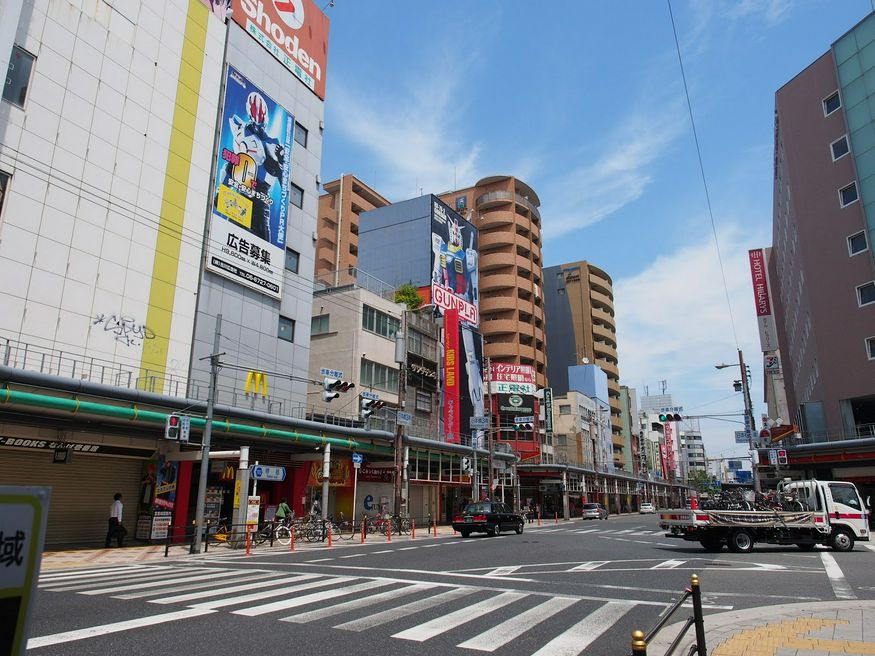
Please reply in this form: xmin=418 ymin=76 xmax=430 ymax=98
xmin=796 ymin=543 xmax=816 ymax=551
xmin=728 ymin=529 xmax=754 ymax=553
xmin=699 ymin=537 xmax=723 ymax=552
xmin=830 ymin=528 xmax=854 ymax=552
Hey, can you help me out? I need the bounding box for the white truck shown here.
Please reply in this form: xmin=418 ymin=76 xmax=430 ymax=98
xmin=659 ymin=479 xmax=870 ymax=553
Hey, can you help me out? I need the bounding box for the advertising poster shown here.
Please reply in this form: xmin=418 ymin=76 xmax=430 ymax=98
xmin=231 ymin=0 xmax=330 ymax=100
xmin=748 ymin=248 xmax=779 ymax=352
xmin=430 ymin=199 xmax=479 ymax=326
xmin=200 ymin=0 xmax=231 ymax=21
xmin=443 ymin=308 xmax=460 ymax=444
xmin=497 ymin=393 xmax=535 ymax=416
xmin=153 ymin=455 xmax=178 ymax=511
xmin=306 ymin=459 xmax=351 ymax=487
xmin=206 ymin=66 xmax=294 ymax=299
xmin=458 ymin=325 xmax=484 ymax=446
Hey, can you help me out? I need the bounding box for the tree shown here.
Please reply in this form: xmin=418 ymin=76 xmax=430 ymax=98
xmin=687 ymin=470 xmax=713 ymax=494
xmin=395 ymin=283 xmax=424 ymax=311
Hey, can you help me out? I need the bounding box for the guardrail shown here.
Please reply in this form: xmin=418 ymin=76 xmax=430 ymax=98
xmin=630 ymin=574 xmax=706 ymax=656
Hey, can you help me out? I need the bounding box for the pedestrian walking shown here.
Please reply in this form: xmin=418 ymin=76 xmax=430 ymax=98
xmin=105 ymin=492 xmax=125 ymax=548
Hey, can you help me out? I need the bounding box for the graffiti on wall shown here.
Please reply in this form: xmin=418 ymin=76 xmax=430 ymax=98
xmin=92 ymin=313 xmax=156 ymax=347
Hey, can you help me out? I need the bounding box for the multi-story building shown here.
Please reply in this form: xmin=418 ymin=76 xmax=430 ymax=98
xmin=437 ymin=176 xmax=547 ymax=388
xmin=767 ymin=12 xmax=875 ymax=499
xmin=680 ymin=423 xmax=706 ymax=477
xmin=770 ymin=13 xmax=875 ymax=443
xmin=0 ymin=0 xmax=350 ymax=543
xmin=619 ymin=385 xmax=638 ymax=474
xmin=543 ymin=261 xmax=624 ymax=466
xmin=316 ymin=174 xmax=389 ymax=284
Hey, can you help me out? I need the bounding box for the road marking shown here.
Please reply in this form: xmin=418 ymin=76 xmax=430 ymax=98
xmin=114 ymin=572 xmax=275 ymax=599
xmin=820 ymin=552 xmax=857 ymax=599
xmin=485 ymin=566 xmax=521 ymax=576
xmin=189 ymin=576 xmax=354 ymax=610
xmin=568 ymin=561 xmax=608 ymax=572
xmin=39 ymin=565 xmax=163 ymax=581
xmin=392 ymin=591 xmax=526 ymax=641
xmin=530 ymin=601 xmax=633 ymax=655
xmin=78 ymin=570 xmax=243 ymax=595
xmin=334 ymin=587 xmax=478 ymax=631
xmin=281 ymin=583 xmax=436 ymax=623
xmin=398 ymin=547 xmax=418 ymax=551
xmin=233 ymin=579 xmax=389 ymax=616
xmin=651 ymin=560 xmax=686 ymax=569
xmin=372 ymin=550 xmax=393 ymax=554
xmin=616 ymin=530 xmax=636 ymax=534
xmin=305 ymin=557 xmax=334 ymax=562
xmin=151 ymin=574 xmax=318 ymax=605
xmin=456 ymin=596 xmax=578 ymax=652
xmin=864 ymin=544 xmax=875 ymax=554
xmin=340 ymin=553 xmax=366 ymax=558
xmin=575 ymin=529 xmax=598 ymax=534
xmin=40 ymin=567 xmax=203 ymax=589
xmin=27 ymin=609 xmax=215 ymax=648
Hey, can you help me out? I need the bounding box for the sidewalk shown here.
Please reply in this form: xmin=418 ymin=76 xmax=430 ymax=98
xmin=40 ymin=523 xmax=461 ymax=571
xmin=648 ymin=601 xmax=875 ymax=655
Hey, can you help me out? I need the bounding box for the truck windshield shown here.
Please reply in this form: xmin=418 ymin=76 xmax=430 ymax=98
xmin=829 ymin=483 xmax=862 ymax=510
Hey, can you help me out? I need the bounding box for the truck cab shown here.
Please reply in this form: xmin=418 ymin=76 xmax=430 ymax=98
xmin=780 ymin=479 xmax=869 ymax=550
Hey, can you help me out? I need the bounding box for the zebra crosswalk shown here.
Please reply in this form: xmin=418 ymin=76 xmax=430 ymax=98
xmin=34 ymin=564 xmax=648 ymax=654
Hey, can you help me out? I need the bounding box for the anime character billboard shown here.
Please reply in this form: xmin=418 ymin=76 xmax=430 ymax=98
xmin=205 ymin=66 xmax=294 ymax=298
xmin=431 ymin=200 xmax=484 ymax=446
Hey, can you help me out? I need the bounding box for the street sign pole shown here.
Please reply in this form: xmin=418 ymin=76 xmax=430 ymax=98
xmin=351 ymin=453 xmax=362 ymax=526
xmin=251 ymin=460 xmax=259 ymax=498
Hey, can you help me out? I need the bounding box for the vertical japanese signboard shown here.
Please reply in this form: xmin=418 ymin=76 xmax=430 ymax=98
xmin=543 ymin=387 xmax=554 ymax=434
xmin=443 ymin=308 xmax=460 ymax=444
xmin=206 ymin=66 xmax=294 ymax=299
xmin=748 ymin=249 xmax=778 ymax=352
xmin=0 ymin=486 xmax=50 ymax=656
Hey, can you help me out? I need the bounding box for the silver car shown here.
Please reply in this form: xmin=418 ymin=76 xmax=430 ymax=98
xmin=582 ymin=502 xmax=607 ymax=520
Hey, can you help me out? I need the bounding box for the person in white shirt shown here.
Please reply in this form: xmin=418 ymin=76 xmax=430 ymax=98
xmin=105 ymin=492 xmax=124 ymax=548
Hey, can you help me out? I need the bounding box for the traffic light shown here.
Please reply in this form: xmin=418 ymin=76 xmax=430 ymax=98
xmin=359 ymin=396 xmax=384 ymax=420
xmin=165 ymin=413 xmax=181 ymax=440
xmin=323 ymin=377 xmax=354 ymax=402
xmin=461 ymin=457 xmax=471 ymax=473
xmin=513 ymin=420 xmax=534 ymax=431
xmin=777 ymin=449 xmax=788 ymax=466
xmin=658 ymin=412 xmax=682 ymax=422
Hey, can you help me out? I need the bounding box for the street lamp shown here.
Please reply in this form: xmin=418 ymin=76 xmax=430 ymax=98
xmin=715 ymin=349 xmax=760 ymax=492
xmin=393 ymin=314 xmax=407 ymax=519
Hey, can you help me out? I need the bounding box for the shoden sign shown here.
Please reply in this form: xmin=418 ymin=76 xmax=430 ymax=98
xmin=233 ymin=0 xmax=330 ymax=100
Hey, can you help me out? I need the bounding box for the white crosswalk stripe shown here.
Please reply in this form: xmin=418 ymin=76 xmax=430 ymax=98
xmin=652 ymin=559 xmax=686 ymax=569
xmin=39 ymin=564 xmax=645 ymax=654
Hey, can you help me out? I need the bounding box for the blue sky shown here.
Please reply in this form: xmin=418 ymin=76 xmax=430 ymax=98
xmin=317 ymin=1 xmax=871 ymax=462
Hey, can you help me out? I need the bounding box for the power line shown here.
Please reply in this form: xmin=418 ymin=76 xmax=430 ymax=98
xmin=667 ymin=0 xmax=739 ymax=348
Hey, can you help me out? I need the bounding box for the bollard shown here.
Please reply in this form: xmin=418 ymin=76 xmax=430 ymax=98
xmin=328 ymin=524 xmax=333 ymax=547
xmin=290 ymin=526 xmax=295 ymax=552
xmin=690 ymin=574 xmax=707 ymax=655
xmin=538 ymin=512 xmax=541 ymax=527
xmin=631 ymin=629 xmax=647 ymax=655
xmin=387 ymin=519 xmax=392 ymax=542
xmin=245 ymin=527 xmax=251 ymax=555
xmin=555 ymin=512 xmax=558 ymax=525
xmin=433 ymin=519 xmax=437 ymax=537
xmin=361 ymin=519 xmax=365 ymax=544
xmin=412 ymin=518 xmax=416 ymax=540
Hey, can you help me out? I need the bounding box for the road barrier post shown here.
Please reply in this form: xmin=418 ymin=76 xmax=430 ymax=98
xmin=537 ymin=512 xmax=541 ymax=527
xmin=631 ymin=629 xmax=647 ymax=655
xmin=290 ymin=527 xmax=295 ymax=552
xmin=361 ymin=519 xmax=365 ymax=544
xmin=433 ymin=519 xmax=437 ymax=537
xmin=245 ymin=527 xmax=251 ymax=555
xmin=691 ymin=574 xmax=707 ymax=655
xmin=328 ymin=524 xmax=333 ymax=547
xmin=412 ymin=518 xmax=416 ymax=539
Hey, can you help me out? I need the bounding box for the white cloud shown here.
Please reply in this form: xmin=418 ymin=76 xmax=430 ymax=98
xmin=327 ymin=62 xmax=482 ymax=200
xmin=722 ymin=0 xmax=792 ymax=26
xmin=614 ymin=221 xmax=772 ymax=456
xmin=540 ymin=104 xmax=687 ymax=239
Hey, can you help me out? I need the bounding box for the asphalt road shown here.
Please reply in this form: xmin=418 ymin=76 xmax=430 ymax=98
xmin=28 ymin=514 xmax=875 ymax=656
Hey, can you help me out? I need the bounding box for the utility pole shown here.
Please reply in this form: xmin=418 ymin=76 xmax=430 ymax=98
xmin=738 ymin=349 xmax=761 ymax=492
xmin=393 ymin=311 xmax=407 ymax=518
xmin=192 ymin=314 xmax=222 ymax=554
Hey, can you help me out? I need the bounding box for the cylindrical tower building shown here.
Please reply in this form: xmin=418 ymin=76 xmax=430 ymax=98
xmin=439 ymin=176 xmax=547 ymax=388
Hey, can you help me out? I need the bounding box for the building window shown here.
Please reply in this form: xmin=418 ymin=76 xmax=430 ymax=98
xmin=311 ymin=314 xmax=329 ymax=335
xmin=839 ymin=182 xmax=858 ymax=207
xmin=3 ymin=45 xmax=35 ymax=108
xmin=294 ymin=121 xmax=308 ymax=148
xmin=831 ymin=135 xmax=850 ymax=161
xmin=559 ymin=404 xmax=571 ymax=415
xmin=867 ymin=336 xmax=875 ymax=360
xmin=857 ymin=281 xmax=875 ymax=307
xmin=360 ymin=358 xmax=399 ymax=394
xmin=362 ymin=305 xmax=400 ymax=339
xmin=290 ymin=182 xmax=304 ymax=209
xmin=556 ymin=434 xmax=568 ymax=446
xmin=823 ymin=91 xmax=841 ymax=116
xmin=285 ymin=247 xmax=299 ymax=273
xmin=415 ymin=389 xmax=432 ymax=413
xmin=0 ymin=171 xmax=9 ymax=214
xmin=278 ymin=316 xmax=295 ymax=342
xmin=848 ymin=231 xmax=869 ymax=256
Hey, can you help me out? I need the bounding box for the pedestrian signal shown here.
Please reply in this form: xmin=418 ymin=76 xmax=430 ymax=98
xmin=165 ymin=414 xmax=181 ymax=440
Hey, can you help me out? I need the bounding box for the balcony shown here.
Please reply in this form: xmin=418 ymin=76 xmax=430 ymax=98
xmin=478 ymin=209 xmax=515 ymax=229
xmin=485 ymin=341 xmax=518 ymax=360
xmin=592 ymin=322 xmax=616 ymax=347
xmin=594 ymin=341 xmax=618 ymax=363
xmin=479 ymin=250 xmax=517 ymax=272
xmin=480 ymin=273 xmax=517 ymax=291
xmin=479 ymin=231 xmax=514 ymax=250
xmin=479 ymin=294 xmax=516 ymax=314
xmin=590 ymin=289 xmax=614 ymax=312
xmin=481 ymin=319 xmax=519 ymax=336
xmin=592 ymin=307 xmax=615 ymax=330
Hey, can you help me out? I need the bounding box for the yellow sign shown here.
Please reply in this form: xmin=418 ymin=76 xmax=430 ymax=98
xmin=233 ymin=479 xmax=241 ymax=509
xmin=245 ymin=370 xmax=268 ymax=398
xmin=217 ymin=184 xmax=253 ymax=228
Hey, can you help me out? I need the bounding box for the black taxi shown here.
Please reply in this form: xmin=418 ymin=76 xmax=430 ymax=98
xmin=452 ymin=501 xmax=525 ymax=537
